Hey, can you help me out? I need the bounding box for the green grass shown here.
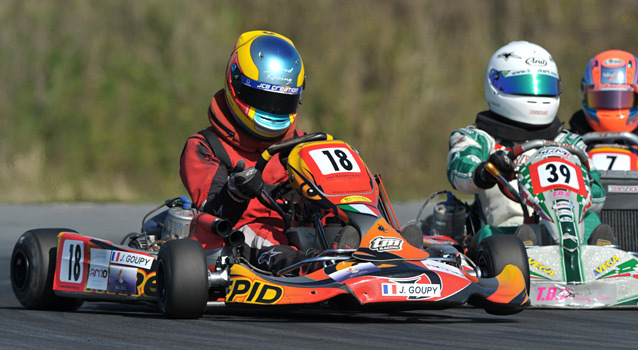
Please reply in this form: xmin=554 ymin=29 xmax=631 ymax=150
xmin=1 ymin=0 xmax=637 ymax=203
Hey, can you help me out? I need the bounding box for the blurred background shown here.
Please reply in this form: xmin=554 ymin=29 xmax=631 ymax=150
xmin=2 ymin=0 xmax=638 ymax=203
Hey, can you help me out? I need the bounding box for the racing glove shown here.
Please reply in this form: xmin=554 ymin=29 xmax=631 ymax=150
xmin=472 ymin=150 xmax=515 ymax=189
xmin=227 ymin=159 xmax=264 ymax=202
xmin=472 ymin=162 xmax=497 ymax=189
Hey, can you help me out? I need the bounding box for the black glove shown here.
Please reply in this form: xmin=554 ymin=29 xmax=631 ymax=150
xmin=488 ymin=150 xmax=515 ymax=180
xmin=472 ymin=162 xmax=497 ymax=189
xmin=227 ymin=159 xmax=264 ymax=202
xmin=472 ymin=151 xmax=515 ymax=189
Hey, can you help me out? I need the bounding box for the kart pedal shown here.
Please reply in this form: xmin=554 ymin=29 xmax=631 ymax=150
xmin=588 ymin=224 xmax=617 ymax=246
xmin=400 ymin=223 xmax=424 ymax=248
xmin=331 ymin=226 xmax=360 ymax=249
xmin=515 ymin=224 xmax=538 ymax=246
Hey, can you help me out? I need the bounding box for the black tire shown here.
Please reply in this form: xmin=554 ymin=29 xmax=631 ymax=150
xmin=476 ymin=234 xmax=530 ymax=293
xmin=11 ymin=228 xmax=84 ymax=311
xmin=156 ymin=239 xmax=208 ymax=319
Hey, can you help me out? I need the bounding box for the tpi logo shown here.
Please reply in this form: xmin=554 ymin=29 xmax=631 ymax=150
xmin=526 ymin=57 xmax=547 ymax=66
xmin=370 ymin=236 xmax=403 ymax=252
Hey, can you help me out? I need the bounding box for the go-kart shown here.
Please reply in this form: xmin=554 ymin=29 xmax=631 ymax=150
xmin=582 ymin=131 xmax=638 ymax=172
xmin=10 ymin=134 xmax=529 ymax=318
xmin=581 ymin=131 xmax=638 ymax=252
xmin=476 ymin=139 xmax=638 ymax=308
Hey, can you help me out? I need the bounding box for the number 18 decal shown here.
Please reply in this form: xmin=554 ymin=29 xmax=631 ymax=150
xmin=308 ymin=147 xmax=361 ymax=175
xmin=60 ymin=239 xmax=85 ymax=283
xmin=529 ymin=158 xmax=587 ymax=197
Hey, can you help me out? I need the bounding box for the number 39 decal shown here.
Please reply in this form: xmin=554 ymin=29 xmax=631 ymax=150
xmin=529 ymin=158 xmax=587 ymax=197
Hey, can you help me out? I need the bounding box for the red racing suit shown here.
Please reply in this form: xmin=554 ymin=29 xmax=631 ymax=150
xmin=180 ymin=89 xmax=306 ymax=271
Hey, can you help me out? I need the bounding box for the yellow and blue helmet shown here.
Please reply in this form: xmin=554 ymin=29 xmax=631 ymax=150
xmin=224 ymin=31 xmax=305 ymax=139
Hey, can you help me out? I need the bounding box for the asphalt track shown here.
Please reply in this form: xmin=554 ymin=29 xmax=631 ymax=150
xmin=0 ymin=203 xmax=634 ymax=349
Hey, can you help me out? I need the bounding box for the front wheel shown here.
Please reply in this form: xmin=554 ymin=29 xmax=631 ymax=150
xmin=476 ymin=234 xmax=530 ymax=293
xmin=11 ymin=228 xmax=84 ymax=310
xmin=156 ymin=239 xmax=209 ymax=319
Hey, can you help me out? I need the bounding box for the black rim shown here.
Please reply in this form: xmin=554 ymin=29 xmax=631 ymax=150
xmin=477 ymin=252 xmax=490 ymax=277
xmin=11 ymin=250 xmax=29 ymax=291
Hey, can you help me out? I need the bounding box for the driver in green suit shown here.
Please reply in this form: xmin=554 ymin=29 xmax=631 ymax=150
xmin=446 ymin=41 xmax=613 ymax=247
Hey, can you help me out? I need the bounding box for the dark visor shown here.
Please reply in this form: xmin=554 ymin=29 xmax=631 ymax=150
xmin=232 ymin=74 xmax=302 ymax=115
xmin=583 ymin=85 xmax=638 ymax=109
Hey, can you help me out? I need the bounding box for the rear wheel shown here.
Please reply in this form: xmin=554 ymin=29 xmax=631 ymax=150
xmin=11 ymin=228 xmax=84 ymax=310
xmin=156 ymin=239 xmax=209 ymax=319
xmin=476 ymin=234 xmax=530 ymax=293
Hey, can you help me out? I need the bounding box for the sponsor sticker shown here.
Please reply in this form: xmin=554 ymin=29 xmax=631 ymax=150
xmin=552 ymin=202 xmax=573 ymax=209
xmin=607 ymin=185 xmax=638 ymax=193
xmin=526 ymin=57 xmax=548 ymax=66
xmin=602 ymin=58 xmax=624 ymax=67
xmin=529 ymin=257 xmax=555 ymax=276
xmin=226 ymin=278 xmax=284 ymax=304
xmin=110 ymin=250 xmax=154 ymax=269
xmin=330 ymin=262 xmax=381 ymax=282
xmin=108 ymin=266 xmax=137 ymax=295
xmin=594 ymin=255 xmax=621 ymax=276
xmin=87 ymin=248 xmax=110 ymax=291
xmin=381 ymin=283 xmax=441 ymax=299
xmin=340 ymin=195 xmax=372 ymax=204
xmin=531 ymin=283 xmax=616 ymax=307
xmin=369 ymin=236 xmax=403 ymax=252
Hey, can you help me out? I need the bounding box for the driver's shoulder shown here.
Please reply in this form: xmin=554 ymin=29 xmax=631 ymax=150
xmin=554 ymin=129 xmax=584 ymax=146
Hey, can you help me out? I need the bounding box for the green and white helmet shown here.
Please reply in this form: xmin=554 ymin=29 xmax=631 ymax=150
xmin=485 ymin=41 xmax=561 ymax=126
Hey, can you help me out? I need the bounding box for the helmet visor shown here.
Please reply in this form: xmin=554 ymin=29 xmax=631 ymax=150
xmin=583 ymin=84 xmax=638 ymax=109
xmin=489 ymin=69 xmax=561 ymax=96
xmin=233 ymin=74 xmax=302 ymax=115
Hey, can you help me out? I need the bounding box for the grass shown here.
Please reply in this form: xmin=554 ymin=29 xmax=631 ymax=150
xmin=2 ymin=0 xmax=638 ymax=203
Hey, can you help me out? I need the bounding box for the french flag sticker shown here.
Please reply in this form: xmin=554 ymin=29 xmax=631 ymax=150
xmin=382 ymin=283 xmax=397 ymax=296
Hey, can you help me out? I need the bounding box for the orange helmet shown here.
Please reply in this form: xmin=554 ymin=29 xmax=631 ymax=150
xmin=580 ymin=50 xmax=638 ymax=132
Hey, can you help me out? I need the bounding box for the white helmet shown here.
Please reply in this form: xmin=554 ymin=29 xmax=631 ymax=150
xmin=484 ymin=41 xmax=561 ymax=126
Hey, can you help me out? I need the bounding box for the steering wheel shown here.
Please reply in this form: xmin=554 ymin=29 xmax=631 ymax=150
xmin=582 ymin=131 xmax=638 ymax=148
xmin=253 ymin=133 xmax=333 ymax=230
xmin=506 ymin=139 xmax=590 ymax=170
xmin=485 ymin=139 xmax=590 ymax=210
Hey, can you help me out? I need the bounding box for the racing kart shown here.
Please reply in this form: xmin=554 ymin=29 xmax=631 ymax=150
xmin=582 ymin=131 xmax=638 ymax=253
xmin=10 ymin=133 xmax=529 ymax=318
xmin=469 ymin=139 xmax=638 ymax=308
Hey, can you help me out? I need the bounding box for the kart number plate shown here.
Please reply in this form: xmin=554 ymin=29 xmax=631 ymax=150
xmin=308 ymin=147 xmax=361 ymax=175
xmin=529 ymin=158 xmax=587 ymax=197
xmin=591 ymin=152 xmax=631 ymax=171
xmin=59 ymin=239 xmax=85 ymax=284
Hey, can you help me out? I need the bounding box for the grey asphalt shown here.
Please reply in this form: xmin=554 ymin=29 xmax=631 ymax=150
xmin=0 ymin=203 xmax=634 ymax=349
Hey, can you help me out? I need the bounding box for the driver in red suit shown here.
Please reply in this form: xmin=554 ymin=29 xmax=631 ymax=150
xmin=180 ymin=31 xmax=354 ymax=273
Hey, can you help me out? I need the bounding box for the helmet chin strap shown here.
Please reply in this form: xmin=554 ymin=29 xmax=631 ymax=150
xmin=475 ymin=110 xmax=564 ymax=142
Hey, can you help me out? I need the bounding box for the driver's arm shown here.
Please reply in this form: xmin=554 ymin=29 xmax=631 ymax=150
xmin=179 ymin=134 xmax=250 ymax=224
xmin=447 ymin=126 xmax=495 ymax=194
